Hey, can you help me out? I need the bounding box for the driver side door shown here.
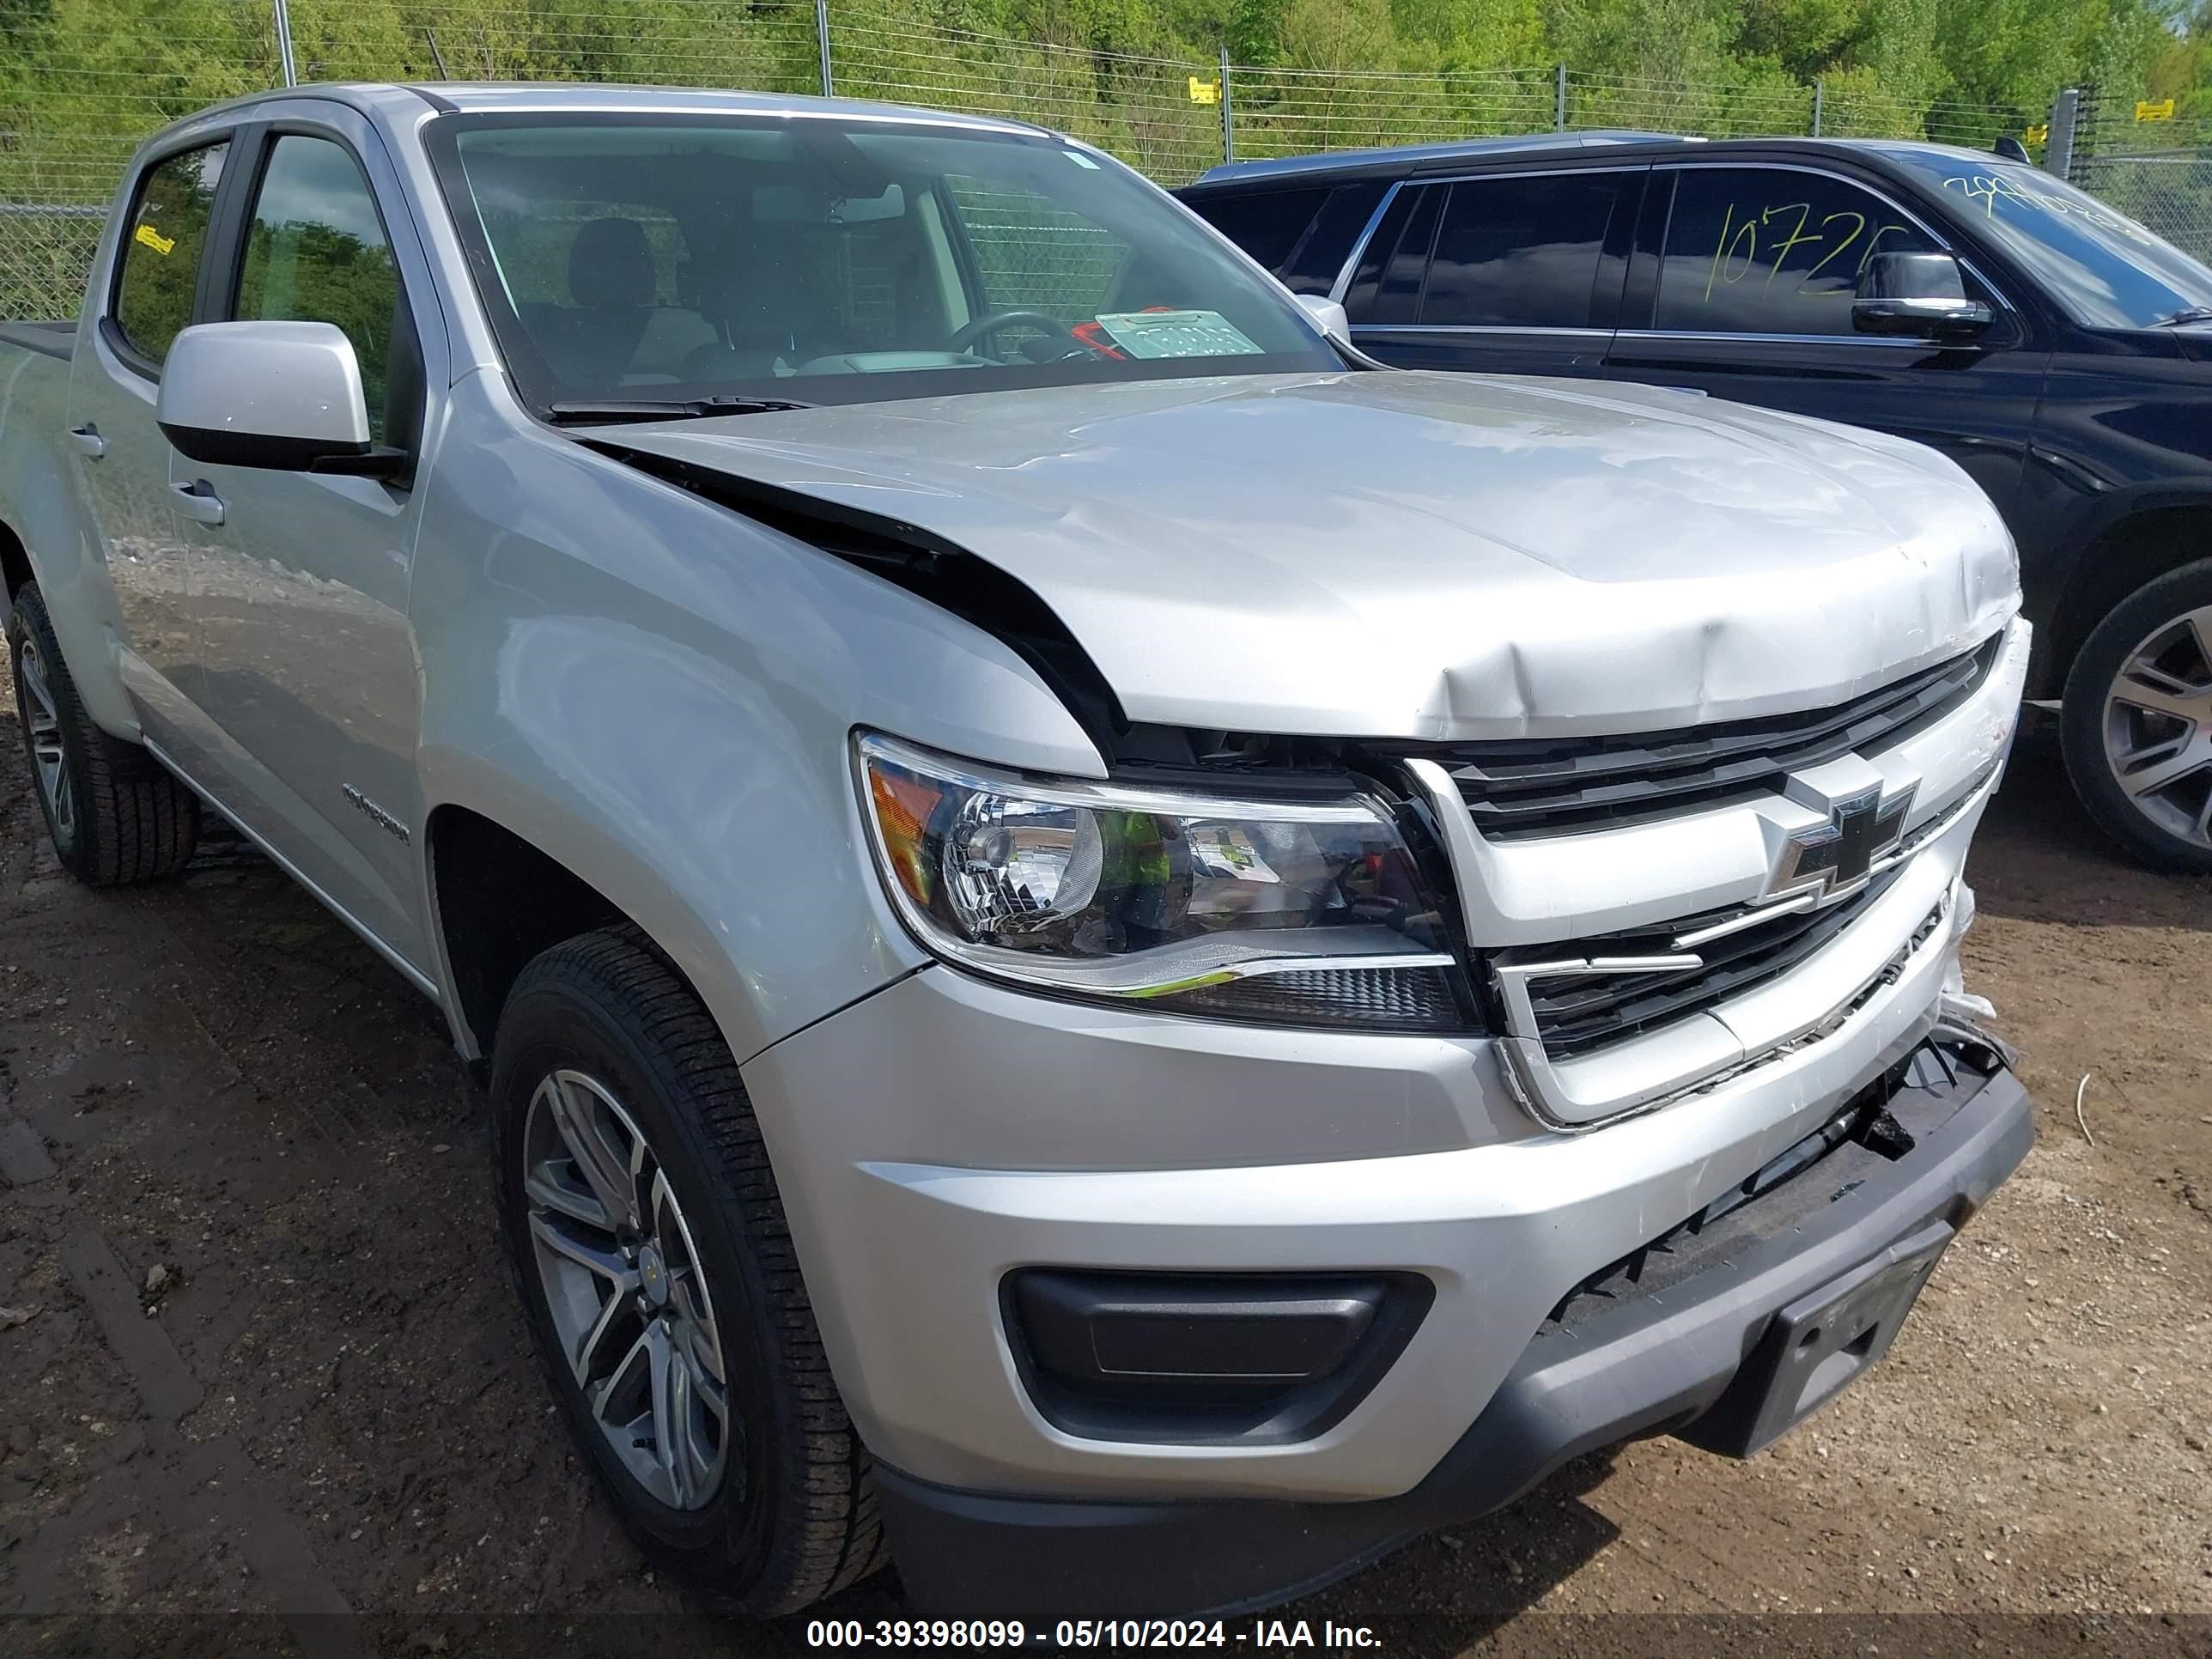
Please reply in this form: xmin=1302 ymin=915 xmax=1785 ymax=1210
xmin=1603 ymin=162 xmax=2048 ymax=521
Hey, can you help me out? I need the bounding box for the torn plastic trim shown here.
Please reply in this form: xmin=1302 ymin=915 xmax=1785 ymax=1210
xmin=584 ymin=439 xmax=1130 ymax=756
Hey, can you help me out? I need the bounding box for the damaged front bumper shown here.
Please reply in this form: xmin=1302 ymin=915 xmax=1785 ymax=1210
xmin=874 ymin=1030 xmax=2032 ymax=1620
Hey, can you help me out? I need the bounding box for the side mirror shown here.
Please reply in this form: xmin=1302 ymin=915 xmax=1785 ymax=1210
xmin=157 ymin=320 xmax=400 ymax=477
xmin=1852 ymin=252 xmax=1994 ymax=343
xmin=1295 ymin=293 xmax=1352 ymax=345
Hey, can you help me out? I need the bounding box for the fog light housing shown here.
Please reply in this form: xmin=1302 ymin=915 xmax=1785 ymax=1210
xmin=1003 ymin=1269 xmax=1432 ymax=1445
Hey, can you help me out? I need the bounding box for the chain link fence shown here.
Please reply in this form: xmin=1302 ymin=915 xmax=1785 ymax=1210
xmin=0 ymin=3 xmax=277 ymax=315
xmin=2066 ymin=88 xmax=2212 ymax=268
xmin=0 ymin=0 xmax=2199 ymax=319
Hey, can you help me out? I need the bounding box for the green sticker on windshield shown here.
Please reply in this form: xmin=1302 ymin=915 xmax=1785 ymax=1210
xmin=1093 ymin=310 xmax=1261 ymax=359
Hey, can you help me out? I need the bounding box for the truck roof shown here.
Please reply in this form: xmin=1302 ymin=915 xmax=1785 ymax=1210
xmin=156 ymin=81 xmax=1060 ymax=141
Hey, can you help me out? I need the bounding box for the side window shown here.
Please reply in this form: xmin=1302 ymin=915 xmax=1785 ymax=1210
xmin=1653 ymin=167 xmax=1940 ymax=336
xmin=1275 ymin=180 xmax=1389 ymax=295
xmin=1343 ymin=184 xmax=1439 ymax=325
xmin=112 ymin=141 xmax=229 ymax=368
xmin=233 ymin=135 xmax=402 ymax=439
xmin=1421 ymin=174 xmax=1622 ymax=328
xmin=1184 ymin=187 xmax=1331 ymax=276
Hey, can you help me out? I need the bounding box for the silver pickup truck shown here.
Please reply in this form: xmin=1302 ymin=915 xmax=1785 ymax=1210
xmin=2 ymin=83 xmax=2033 ymax=1620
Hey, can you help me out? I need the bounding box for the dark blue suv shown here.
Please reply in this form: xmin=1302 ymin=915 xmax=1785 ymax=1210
xmin=1181 ymin=135 xmax=2212 ymax=871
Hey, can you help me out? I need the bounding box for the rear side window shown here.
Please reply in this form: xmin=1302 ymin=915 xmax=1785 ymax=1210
xmin=1653 ymin=167 xmax=1940 ymax=336
xmin=1185 ymin=187 xmax=1330 ymax=276
xmin=112 ymin=141 xmax=229 ymax=367
xmin=234 ymin=135 xmax=403 ymax=441
xmin=1422 ymin=174 xmax=1622 ymax=328
xmin=1344 ymin=184 xmax=1441 ymax=325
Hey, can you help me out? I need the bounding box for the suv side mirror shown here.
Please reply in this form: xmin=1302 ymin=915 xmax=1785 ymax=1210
xmin=157 ymin=320 xmax=402 ymax=477
xmin=1852 ymin=252 xmax=1994 ymax=343
xmin=1295 ymin=293 xmax=1352 ymax=345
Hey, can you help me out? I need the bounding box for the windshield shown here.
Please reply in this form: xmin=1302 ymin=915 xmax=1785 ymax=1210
xmin=1886 ymin=152 xmax=2212 ymax=331
xmin=425 ymin=112 xmax=1339 ymax=414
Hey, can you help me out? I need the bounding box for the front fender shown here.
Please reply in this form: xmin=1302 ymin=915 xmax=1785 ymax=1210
xmin=409 ymin=374 xmax=1104 ymax=1066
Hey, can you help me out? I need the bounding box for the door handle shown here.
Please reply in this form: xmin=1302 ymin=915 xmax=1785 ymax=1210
xmin=172 ymin=479 xmax=226 ymax=527
xmin=67 ymin=422 xmax=106 ymax=459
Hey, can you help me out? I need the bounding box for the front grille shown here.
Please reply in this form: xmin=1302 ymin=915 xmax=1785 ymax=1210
xmin=1411 ymin=635 xmax=2000 ymax=840
xmin=1514 ymin=869 xmax=1905 ymax=1060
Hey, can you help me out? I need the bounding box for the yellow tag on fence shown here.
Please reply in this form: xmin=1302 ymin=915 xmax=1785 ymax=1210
xmin=2025 ymin=124 xmax=2049 ymax=145
xmin=2136 ymin=98 xmax=2175 ymax=121
xmin=133 ymin=222 xmax=175 ymax=256
xmin=1188 ymin=76 xmax=1218 ymax=105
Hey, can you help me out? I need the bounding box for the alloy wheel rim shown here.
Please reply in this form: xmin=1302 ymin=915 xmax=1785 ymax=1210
xmin=2101 ymin=603 xmax=2212 ymax=849
xmin=522 ymin=1069 xmax=735 ymax=1510
xmin=15 ymin=635 xmax=76 ymax=842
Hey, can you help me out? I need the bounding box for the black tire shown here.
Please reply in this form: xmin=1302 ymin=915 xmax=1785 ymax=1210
xmin=6 ymin=581 xmax=198 ymax=884
xmin=2061 ymin=558 xmax=2212 ymax=875
xmin=489 ymin=927 xmax=887 ymax=1615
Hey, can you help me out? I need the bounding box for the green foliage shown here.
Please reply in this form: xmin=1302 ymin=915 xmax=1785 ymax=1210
xmin=0 ymin=0 xmax=2178 ymax=222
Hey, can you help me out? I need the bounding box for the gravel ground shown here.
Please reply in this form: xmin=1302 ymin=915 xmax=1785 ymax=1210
xmin=1 ymin=696 xmax=2208 ymax=1659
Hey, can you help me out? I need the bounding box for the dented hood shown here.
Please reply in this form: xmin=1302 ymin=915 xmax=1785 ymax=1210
xmin=597 ymin=370 xmax=2020 ymax=740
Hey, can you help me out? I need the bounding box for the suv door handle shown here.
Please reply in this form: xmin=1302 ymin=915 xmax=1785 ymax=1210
xmin=67 ymin=422 xmax=106 ymax=459
xmin=172 ymin=479 xmax=226 ymax=527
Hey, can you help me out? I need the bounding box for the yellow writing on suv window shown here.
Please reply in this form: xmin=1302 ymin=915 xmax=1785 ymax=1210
xmin=1698 ymin=200 xmax=1915 ymax=302
xmin=133 ymin=223 xmax=176 ymax=257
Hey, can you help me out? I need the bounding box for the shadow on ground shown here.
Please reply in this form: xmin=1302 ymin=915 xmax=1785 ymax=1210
xmin=1968 ymin=720 xmax=2212 ymax=932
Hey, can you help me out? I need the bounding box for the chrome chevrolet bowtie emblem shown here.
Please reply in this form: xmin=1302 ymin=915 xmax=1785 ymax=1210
xmin=1767 ymin=781 xmax=1917 ymax=902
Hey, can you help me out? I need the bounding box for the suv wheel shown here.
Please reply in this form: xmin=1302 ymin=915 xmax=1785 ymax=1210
xmin=7 ymin=581 xmax=198 ymax=884
xmin=2062 ymin=559 xmax=2212 ymax=873
xmin=489 ymin=927 xmax=887 ymax=1613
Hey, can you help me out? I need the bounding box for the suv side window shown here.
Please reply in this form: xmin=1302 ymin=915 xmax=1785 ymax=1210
xmin=1273 ymin=180 xmax=1389 ymax=295
xmin=1653 ymin=167 xmax=1940 ymax=337
xmin=1186 ymin=187 xmax=1331 ymax=276
xmin=112 ymin=141 xmax=230 ymax=368
xmin=1344 ymin=184 xmax=1441 ymax=325
xmin=1422 ymin=174 xmax=1622 ymax=328
xmin=233 ymin=134 xmax=403 ymax=439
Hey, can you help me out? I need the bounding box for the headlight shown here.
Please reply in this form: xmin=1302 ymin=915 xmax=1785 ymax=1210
xmin=855 ymin=732 xmax=1468 ymax=1030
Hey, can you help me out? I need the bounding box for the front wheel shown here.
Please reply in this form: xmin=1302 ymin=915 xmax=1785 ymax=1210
xmin=2061 ymin=559 xmax=2212 ymax=873
xmin=489 ymin=927 xmax=887 ymax=1614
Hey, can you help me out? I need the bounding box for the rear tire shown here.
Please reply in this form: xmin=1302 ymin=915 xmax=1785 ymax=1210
xmin=489 ymin=927 xmax=887 ymax=1615
xmin=6 ymin=581 xmax=198 ymax=884
xmin=2060 ymin=560 xmax=2212 ymax=875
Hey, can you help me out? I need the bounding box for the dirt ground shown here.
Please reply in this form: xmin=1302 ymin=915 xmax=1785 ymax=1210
xmin=1 ymin=692 xmax=2209 ymax=1659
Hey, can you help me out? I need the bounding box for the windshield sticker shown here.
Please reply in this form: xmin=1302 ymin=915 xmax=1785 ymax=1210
xmin=1063 ymin=149 xmax=1101 ymax=169
xmin=133 ymin=223 xmax=175 ymax=256
xmin=1093 ymin=309 xmax=1261 ymax=359
xmin=1941 ymin=172 xmax=2158 ymax=247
